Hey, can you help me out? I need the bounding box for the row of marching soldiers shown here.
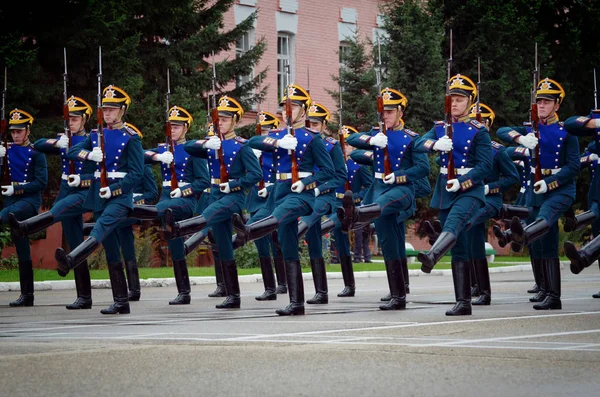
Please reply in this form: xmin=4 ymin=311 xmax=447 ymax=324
xmin=3 ymin=72 xmax=599 ymax=316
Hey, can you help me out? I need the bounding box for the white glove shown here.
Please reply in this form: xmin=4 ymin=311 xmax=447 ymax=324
xmin=514 ymin=160 xmax=525 ymax=168
xmin=446 ymin=179 xmax=460 ymax=192
xmin=383 ymin=173 xmax=395 ymax=185
xmin=291 ymin=180 xmax=305 ymax=193
xmin=433 ymin=136 xmax=453 ymax=152
xmin=156 ymin=151 xmax=174 ymax=165
xmin=204 ymin=135 xmax=221 ymax=150
xmin=369 ymin=132 xmax=388 ymax=148
xmin=534 ymin=180 xmax=548 ymax=194
xmin=252 ymin=149 xmax=262 ymax=159
xmin=67 ymin=174 xmax=81 ymax=187
xmin=314 ymin=187 xmax=320 ymax=197
xmin=277 ymin=134 xmax=298 ymax=150
xmin=219 ymin=182 xmax=231 ymax=194
xmin=0 ymin=146 xmax=5 ymax=158
xmin=258 ymin=187 xmax=268 ymax=198
xmin=484 ymin=185 xmax=490 ymax=195
xmin=170 ymin=188 xmax=182 ymax=198
xmin=1 ymin=185 xmax=14 ymax=196
xmin=589 ymin=153 xmax=599 ymax=162
xmin=518 ymin=133 xmax=538 ymax=150
xmin=87 ymin=147 xmax=104 ymax=163
xmin=99 ymin=186 xmax=111 ymax=199
xmin=56 ymin=134 xmax=70 ymax=149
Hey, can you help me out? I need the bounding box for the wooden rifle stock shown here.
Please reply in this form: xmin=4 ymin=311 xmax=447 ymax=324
xmin=532 ymin=103 xmax=542 ymax=188
xmin=63 ymin=102 xmax=75 ymax=175
xmin=166 ymin=120 xmax=179 ymax=190
xmin=256 ymin=113 xmax=265 ymax=190
xmin=445 ymin=95 xmax=456 ymax=185
xmin=339 ymin=130 xmax=351 ymax=191
xmin=212 ymin=107 xmax=229 ymax=183
xmin=377 ymin=95 xmax=392 ymax=176
xmin=1 ymin=67 xmax=9 ymax=185
xmin=285 ymin=94 xmax=299 ymax=184
xmin=97 ymin=107 xmax=108 ymax=188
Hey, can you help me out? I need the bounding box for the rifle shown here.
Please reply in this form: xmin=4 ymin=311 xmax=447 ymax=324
xmin=211 ymin=51 xmax=229 ymax=184
xmin=165 ymin=68 xmax=179 ymax=190
xmin=96 ymin=46 xmax=108 ymax=188
xmin=284 ymin=61 xmax=299 ymax=183
xmin=256 ymin=75 xmax=265 ymax=190
xmin=531 ymin=43 xmax=542 ymax=190
xmin=305 ymin=66 xmax=311 ymax=128
xmin=375 ymin=34 xmax=392 ymax=176
xmin=444 ymin=30 xmax=455 ymax=186
xmin=338 ymin=76 xmax=351 ymax=191
xmin=1 ymin=67 xmax=9 ymax=186
xmin=475 ymin=57 xmax=482 ymax=122
xmin=594 ymin=68 xmax=598 ymax=112
xmin=62 ymin=48 xmax=76 ymax=176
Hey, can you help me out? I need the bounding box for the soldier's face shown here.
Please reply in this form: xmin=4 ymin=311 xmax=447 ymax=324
xmin=11 ymin=128 xmax=30 ymax=145
xmin=69 ymin=116 xmax=84 ymax=133
xmin=309 ymin=120 xmax=324 ymax=132
xmin=383 ymin=109 xmax=403 ymax=128
xmin=219 ymin=116 xmax=234 ymax=132
xmin=291 ymin=103 xmax=304 ymax=121
xmin=451 ymin=95 xmax=469 ymax=117
xmin=536 ymin=98 xmax=559 ymax=119
xmin=102 ymin=107 xmax=122 ymax=124
xmin=171 ymin=124 xmax=187 ymax=142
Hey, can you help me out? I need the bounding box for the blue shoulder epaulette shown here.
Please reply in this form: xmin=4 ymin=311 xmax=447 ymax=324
xmin=404 ymin=128 xmax=419 ymax=138
xmin=325 ymin=136 xmax=338 ymax=145
xmin=470 ymin=119 xmax=485 ymax=129
xmin=491 ymin=141 xmax=504 ymax=150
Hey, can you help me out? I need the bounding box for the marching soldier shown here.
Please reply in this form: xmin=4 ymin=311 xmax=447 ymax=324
xmin=341 ymin=88 xmax=430 ymax=310
xmin=1 ymin=109 xmax=48 ymax=307
xmin=164 ymin=96 xmax=262 ymax=309
xmin=231 ymin=84 xmax=335 ymax=316
xmin=498 ymin=78 xmax=579 ymax=310
xmin=54 ymin=85 xmax=145 ymax=315
xmin=415 ymin=74 xmax=493 ymax=316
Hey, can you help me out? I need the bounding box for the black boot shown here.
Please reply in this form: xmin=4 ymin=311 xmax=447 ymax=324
xmin=380 ymin=293 xmax=392 ymax=302
xmin=533 ymin=258 xmax=562 ymax=310
xmin=232 ymin=214 xmax=279 ymax=247
xmin=564 ymin=209 xmax=596 ymax=233
xmin=401 ymin=258 xmax=410 ymax=294
xmin=276 ymin=260 xmax=305 ymax=316
xmin=169 ymin=259 xmax=191 ymax=305
xmin=125 ymin=259 xmax=141 ymax=301
xmin=216 ymin=259 xmax=241 ymax=309
xmin=527 ymin=283 xmax=540 ymax=294
xmin=472 ymin=258 xmax=491 ymax=305
xmin=100 ymin=262 xmax=130 ymax=314
xmin=499 ymin=204 xmax=529 ymax=221
xmin=337 ymin=196 xmax=381 ymax=233
xmin=9 ymin=211 xmax=54 ymax=240
xmin=418 ymin=232 xmax=456 ymax=273
xmin=337 ymin=255 xmax=355 ymax=297
xmin=380 ymin=259 xmax=407 ymax=310
xmin=423 ymin=220 xmax=440 ymax=246
xmin=9 ymin=260 xmax=34 ymax=307
xmin=529 ymin=258 xmax=547 ymax=302
xmin=469 ymin=260 xmax=480 ymax=297
xmin=306 ymin=258 xmax=328 ymax=304
xmin=55 ymin=237 xmax=100 ymax=277
xmin=256 ymin=257 xmax=277 ymax=301
xmin=510 ymin=217 xmax=550 ymax=252
xmin=208 ymin=255 xmax=227 ymax=297
xmin=165 ymin=209 xmax=206 ymax=239
xmin=184 ymin=230 xmax=208 ymax=256
xmin=492 ymin=225 xmax=512 ymax=248
xmin=128 ymin=204 xmax=159 ymax=220
xmin=593 ymin=291 xmax=600 ymax=298
xmin=446 ymin=261 xmax=472 ymax=316
xmin=564 ymin=237 xmax=600 ymax=275
xmin=66 ymin=261 xmax=92 ymax=310
xmin=273 ymin=255 xmax=288 ymax=294
xmin=320 ymin=218 xmax=335 ymax=236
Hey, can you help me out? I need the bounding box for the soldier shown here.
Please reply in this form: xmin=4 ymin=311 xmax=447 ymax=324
xmin=415 ymin=74 xmax=493 ymax=316
xmin=231 ymin=84 xmax=335 ymax=316
xmin=341 ymin=88 xmax=430 ymax=310
xmin=164 ymin=96 xmax=261 ymax=309
xmin=54 ymin=85 xmax=144 ymax=315
xmin=498 ymin=78 xmax=579 ymax=310
xmin=1 ymin=109 xmax=48 ymax=307
xmin=464 ymin=103 xmax=519 ymax=305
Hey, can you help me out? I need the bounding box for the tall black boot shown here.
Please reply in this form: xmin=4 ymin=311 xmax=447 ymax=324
xmin=125 ymin=259 xmax=141 ymax=301
xmin=499 ymin=204 xmax=530 ymax=221
xmin=55 ymin=237 xmax=100 ymax=277
xmin=472 ymin=258 xmax=491 ymax=305
xmin=423 ymin=220 xmax=440 ymax=246
xmin=9 ymin=212 xmax=54 ymax=240
xmin=216 ymin=259 xmax=241 ymax=309
xmin=9 ymin=260 xmax=34 ymax=307
xmin=380 ymin=259 xmax=407 ymax=310
xmin=169 ymin=259 xmax=191 ymax=305
xmin=470 ymin=260 xmax=480 ymax=297
xmin=256 ymin=257 xmax=277 ymax=301
xmin=276 ymin=260 xmax=305 ymax=316
xmin=337 ymin=192 xmax=381 ymax=232
xmin=273 ymin=254 xmax=287 ymax=294
xmin=534 ymin=258 xmax=562 ymax=310
xmin=232 ymin=214 xmax=279 ymax=247
xmin=510 ymin=217 xmax=550 ymax=252
xmin=564 ymin=236 xmax=600 ymax=274
xmin=208 ymin=255 xmax=227 ymax=297
xmin=446 ymin=261 xmax=472 ymax=316
xmin=338 ymin=255 xmax=355 ymax=297
xmin=165 ymin=209 xmax=206 ymax=239
xmin=564 ymin=209 xmax=596 ymax=233
xmin=66 ymin=261 xmax=92 ymax=310
xmin=184 ymin=230 xmax=208 ymax=256
xmin=306 ymin=258 xmax=328 ymax=304
xmin=492 ymin=225 xmax=512 ymax=248
xmin=418 ymin=232 xmax=456 ymax=273
xmin=100 ymin=262 xmax=130 ymax=314
xmin=529 ymin=258 xmax=547 ymax=302
xmin=128 ymin=204 xmax=159 ymax=220
xmin=401 ymin=257 xmax=410 ymax=294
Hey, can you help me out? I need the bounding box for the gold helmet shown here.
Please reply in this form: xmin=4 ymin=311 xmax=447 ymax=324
xmin=536 ymin=78 xmax=565 ymax=104
xmin=168 ymin=106 xmax=194 ymax=128
xmin=448 ymin=74 xmax=478 ymax=102
xmin=67 ymin=96 xmax=93 ymax=121
xmin=308 ymin=103 xmax=331 ymax=123
xmin=258 ymin=111 xmax=281 ymax=129
xmin=8 ymin=108 xmax=34 ymax=129
xmin=102 ymin=85 xmax=131 ymax=111
xmin=217 ymin=96 xmax=244 ymax=122
xmin=381 ymin=88 xmax=408 ymax=110
xmin=280 ymin=84 xmax=312 ymax=109
xmin=468 ymin=103 xmax=496 ymax=127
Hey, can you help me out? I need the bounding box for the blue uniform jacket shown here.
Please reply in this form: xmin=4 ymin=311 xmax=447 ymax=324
xmin=3 ymin=142 xmax=48 ymax=211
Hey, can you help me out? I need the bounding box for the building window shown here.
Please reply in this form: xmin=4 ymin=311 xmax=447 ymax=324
xmin=339 ymin=41 xmax=351 ymax=66
xmin=278 ymin=32 xmax=294 ymax=102
xmin=236 ymin=31 xmax=254 ymax=101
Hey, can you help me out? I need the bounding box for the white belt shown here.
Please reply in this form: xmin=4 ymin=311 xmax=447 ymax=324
xmin=276 ymin=171 xmax=312 ymax=180
xmin=162 ymin=181 xmax=189 ymax=188
xmin=374 ymin=172 xmax=385 ymax=179
xmin=439 ymin=167 xmax=473 ymax=175
xmin=257 ymin=182 xmax=274 ymax=187
xmin=94 ymin=171 xmax=127 ymax=179
xmin=530 ymin=166 xmax=561 ymax=175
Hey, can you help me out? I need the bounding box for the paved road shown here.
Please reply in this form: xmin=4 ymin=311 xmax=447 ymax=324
xmin=1 ymin=266 xmax=599 ymax=397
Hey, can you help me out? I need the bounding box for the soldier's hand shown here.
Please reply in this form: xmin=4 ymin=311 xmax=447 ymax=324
xmin=133 ymin=193 xmax=144 ymax=204
xmin=433 ymin=136 xmax=453 ymax=152
xmin=277 ymin=134 xmax=298 ymax=150
xmin=589 ymin=153 xmax=599 ymax=162
xmin=518 ymin=133 xmax=538 ymax=150
xmin=258 ymin=187 xmax=268 ymax=198
xmin=56 ymin=134 xmax=70 ymax=149
xmin=291 ymin=180 xmax=305 ymax=193
xmin=0 ymin=146 xmax=6 ymax=158
xmin=170 ymin=188 xmax=182 ymax=198
xmin=533 ymin=180 xmax=548 ymax=194
xmin=383 ymin=173 xmax=396 ymax=185
xmin=1 ymin=185 xmax=14 ymax=196
xmin=369 ymin=133 xmax=388 ymax=148
xmin=156 ymin=151 xmax=174 ymax=165
xmin=445 ymin=178 xmax=460 ymax=192
xmin=219 ymin=182 xmax=231 ymax=194
xmin=252 ymin=149 xmax=262 ymax=159
xmin=87 ymin=147 xmax=104 ymax=163
xmin=67 ymin=174 xmax=81 ymax=187
xmin=99 ymin=186 xmax=112 ymax=199
xmin=484 ymin=184 xmax=490 ymax=195
xmin=204 ymin=135 xmax=221 ymax=150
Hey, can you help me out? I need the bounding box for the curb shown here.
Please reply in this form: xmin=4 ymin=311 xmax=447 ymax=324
xmin=0 ymin=262 xmax=569 ymax=292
